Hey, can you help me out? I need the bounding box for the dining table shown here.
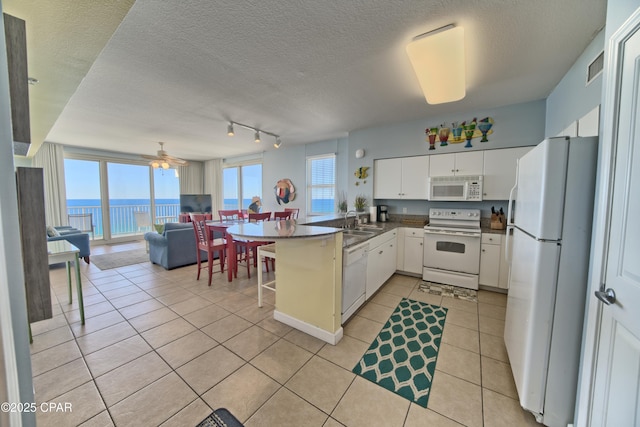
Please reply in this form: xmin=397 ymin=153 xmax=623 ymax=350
xmin=205 ymin=219 xmax=246 ymax=282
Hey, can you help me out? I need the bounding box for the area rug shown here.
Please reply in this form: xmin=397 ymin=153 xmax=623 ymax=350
xmin=418 ymin=281 xmax=478 ymax=302
xmin=353 ymin=298 xmax=447 ymax=407
xmin=91 ymin=249 xmax=149 ymax=270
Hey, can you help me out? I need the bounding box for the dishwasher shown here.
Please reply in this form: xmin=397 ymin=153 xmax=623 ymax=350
xmin=342 ymin=241 xmax=368 ymax=323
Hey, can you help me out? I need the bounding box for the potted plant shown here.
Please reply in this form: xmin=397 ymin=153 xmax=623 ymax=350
xmin=337 ymin=191 xmax=348 ymax=213
xmin=354 ymin=194 xmax=368 ymax=212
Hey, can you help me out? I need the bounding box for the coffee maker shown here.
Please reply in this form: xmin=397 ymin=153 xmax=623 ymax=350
xmin=377 ymin=205 xmax=389 ymax=222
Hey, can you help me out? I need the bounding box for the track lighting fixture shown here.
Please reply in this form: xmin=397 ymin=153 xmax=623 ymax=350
xmin=226 ymin=121 xmax=282 ymax=148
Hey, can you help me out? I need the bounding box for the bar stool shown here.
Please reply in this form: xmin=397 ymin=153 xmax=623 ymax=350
xmin=257 ymin=243 xmax=276 ymax=307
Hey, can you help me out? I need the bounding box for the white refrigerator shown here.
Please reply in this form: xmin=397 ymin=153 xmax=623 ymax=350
xmin=504 ymin=136 xmax=598 ymax=427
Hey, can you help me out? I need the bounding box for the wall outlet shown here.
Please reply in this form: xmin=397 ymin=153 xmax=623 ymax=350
xmin=402 ymin=207 xmax=407 ymax=214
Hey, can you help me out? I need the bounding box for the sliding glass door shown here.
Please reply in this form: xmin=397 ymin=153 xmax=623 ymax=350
xmin=107 ymin=163 xmax=151 ymax=239
xmin=153 ymin=168 xmax=180 ymax=224
xmin=64 ymin=157 xmax=180 ymax=242
xmin=64 ymin=159 xmax=104 ymax=238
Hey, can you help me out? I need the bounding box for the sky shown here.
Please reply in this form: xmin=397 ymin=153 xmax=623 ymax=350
xmin=64 ymin=159 xmax=262 ymax=202
xmin=65 ymin=159 xmax=180 ymax=199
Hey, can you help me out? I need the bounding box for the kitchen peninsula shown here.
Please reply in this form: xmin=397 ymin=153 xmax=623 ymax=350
xmin=226 ymin=220 xmax=344 ymax=344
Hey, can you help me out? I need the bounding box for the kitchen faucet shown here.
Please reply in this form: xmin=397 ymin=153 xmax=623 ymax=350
xmin=344 ymin=210 xmax=358 ymax=228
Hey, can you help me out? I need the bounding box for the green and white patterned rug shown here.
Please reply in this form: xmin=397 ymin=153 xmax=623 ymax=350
xmin=352 ymin=298 xmax=447 ymax=407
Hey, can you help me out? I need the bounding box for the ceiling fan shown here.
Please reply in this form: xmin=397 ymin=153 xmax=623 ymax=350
xmin=141 ymin=142 xmax=189 ymax=169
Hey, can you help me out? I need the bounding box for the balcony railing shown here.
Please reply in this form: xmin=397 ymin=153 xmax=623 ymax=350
xmin=67 ymin=203 xmax=180 ymax=239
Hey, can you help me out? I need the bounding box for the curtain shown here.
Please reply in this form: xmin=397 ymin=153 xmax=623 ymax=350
xmin=32 ymin=142 xmax=67 ymax=226
xmin=178 ymin=162 xmax=204 ymax=194
xmin=204 ymin=159 xmax=222 ymax=215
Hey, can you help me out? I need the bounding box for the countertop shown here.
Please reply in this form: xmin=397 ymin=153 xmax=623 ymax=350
xmin=226 ymin=220 xmax=342 ymax=240
xmin=225 ymin=213 xmax=506 ymax=248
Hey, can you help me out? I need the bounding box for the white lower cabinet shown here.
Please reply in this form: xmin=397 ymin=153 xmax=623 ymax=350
xmin=366 ymin=230 xmax=397 ymax=299
xmin=479 ymin=233 xmax=509 ymax=289
xmin=402 ymin=228 xmax=424 ymax=274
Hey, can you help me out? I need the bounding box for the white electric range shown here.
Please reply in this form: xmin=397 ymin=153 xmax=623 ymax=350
xmin=423 ymin=208 xmax=481 ymax=290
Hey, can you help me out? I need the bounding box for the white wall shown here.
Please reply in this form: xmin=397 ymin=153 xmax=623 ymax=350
xmin=0 ymin=3 xmax=36 ymax=424
xmin=545 ymin=29 xmax=605 ymax=137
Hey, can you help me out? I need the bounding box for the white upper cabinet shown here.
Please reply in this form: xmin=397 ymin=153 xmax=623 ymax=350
xmin=429 ymin=151 xmax=484 ymax=177
xmin=483 ymin=147 xmax=533 ymax=200
xmin=373 ymin=158 xmax=402 ymax=199
xmin=374 ymin=156 xmax=429 ymax=199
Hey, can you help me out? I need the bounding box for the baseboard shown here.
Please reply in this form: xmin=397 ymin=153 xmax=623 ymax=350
xmin=273 ymin=310 xmax=343 ymax=345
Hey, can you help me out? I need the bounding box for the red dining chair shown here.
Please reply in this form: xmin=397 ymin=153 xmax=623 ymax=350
xmin=273 ymin=211 xmax=291 ymax=220
xmin=284 ymin=207 xmax=299 ymax=219
xmin=218 ymin=209 xmax=241 ymax=222
xmin=235 ymin=212 xmax=271 ymax=278
xmin=190 ymin=214 xmax=228 ymax=286
xmin=248 ymin=212 xmax=272 ymax=222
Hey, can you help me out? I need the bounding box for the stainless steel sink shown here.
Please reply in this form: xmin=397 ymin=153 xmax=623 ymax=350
xmin=342 ymin=229 xmax=375 ymax=236
xmin=355 ymin=225 xmax=384 ymax=230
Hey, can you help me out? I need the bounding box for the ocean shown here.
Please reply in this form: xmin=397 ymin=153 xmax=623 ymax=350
xmin=67 ymin=198 xmax=335 ymax=237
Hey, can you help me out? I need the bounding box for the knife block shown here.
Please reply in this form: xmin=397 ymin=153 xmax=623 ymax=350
xmin=490 ymin=213 xmax=506 ymax=230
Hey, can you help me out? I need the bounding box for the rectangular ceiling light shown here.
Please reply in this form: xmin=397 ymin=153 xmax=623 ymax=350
xmin=406 ymin=25 xmax=465 ymax=105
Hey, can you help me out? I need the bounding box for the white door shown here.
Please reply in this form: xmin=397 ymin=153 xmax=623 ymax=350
xmin=429 ymin=153 xmax=456 ymax=177
xmin=504 ymin=227 xmax=561 ymax=418
xmin=483 ymin=147 xmax=533 ymax=200
xmin=589 ymin=23 xmax=640 ymax=426
xmin=514 ymin=138 xmax=568 ymax=239
xmin=454 ymin=151 xmax=484 ymax=176
xmin=400 ymin=156 xmax=429 ymax=199
xmin=373 ymin=158 xmax=402 ymax=199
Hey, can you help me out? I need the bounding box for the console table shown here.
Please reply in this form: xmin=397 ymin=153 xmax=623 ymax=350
xmin=47 ymin=240 xmax=84 ymax=324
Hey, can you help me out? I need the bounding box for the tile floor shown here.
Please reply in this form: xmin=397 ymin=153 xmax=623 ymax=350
xmin=30 ymin=241 xmax=540 ymax=426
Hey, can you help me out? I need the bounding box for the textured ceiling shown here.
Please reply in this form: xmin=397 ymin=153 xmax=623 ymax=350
xmin=13 ymin=0 xmax=605 ymax=160
xmin=3 ymin=0 xmax=134 ymax=156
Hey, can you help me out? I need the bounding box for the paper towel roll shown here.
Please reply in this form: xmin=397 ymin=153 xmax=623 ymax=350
xmin=369 ymin=206 xmax=377 ymax=223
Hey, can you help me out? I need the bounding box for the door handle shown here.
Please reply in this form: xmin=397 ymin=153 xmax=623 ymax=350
xmin=594 ymin=288 xmax=616 ymax=305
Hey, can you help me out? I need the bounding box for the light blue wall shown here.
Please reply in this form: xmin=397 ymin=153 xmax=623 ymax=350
xmin=545 ymin=29 xmax=605 ymax=138
xmin=346 ymin=100 xmax=546 ymax=216
xmin=260 ymin=137 xmax=348 ymax=217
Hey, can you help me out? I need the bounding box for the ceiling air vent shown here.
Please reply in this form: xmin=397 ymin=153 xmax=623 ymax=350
xmin=587 ymin=51 xmax=604 ymax=85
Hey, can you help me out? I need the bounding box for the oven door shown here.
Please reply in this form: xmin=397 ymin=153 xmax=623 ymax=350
xmin=423 ymin=228 xmax=481 ymax=274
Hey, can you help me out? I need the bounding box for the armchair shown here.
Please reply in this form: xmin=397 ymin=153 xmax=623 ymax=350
xmin=144 ymin=222 xmax=199 ymax=270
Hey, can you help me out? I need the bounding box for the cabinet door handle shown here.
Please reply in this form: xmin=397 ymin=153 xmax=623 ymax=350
xmin=482 ymin=249 xmax=486 ymax=252
xmin=379 ymin=250 xmax=383 ymax=255
xmin=420 ymin=243 xmax=423 ymax=246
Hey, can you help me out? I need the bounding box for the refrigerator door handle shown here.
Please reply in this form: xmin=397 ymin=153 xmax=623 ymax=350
xmin=505 ymin=225 xmax=513 ymax=264
xmin=507 ymin=159 xmax=519 ymax=226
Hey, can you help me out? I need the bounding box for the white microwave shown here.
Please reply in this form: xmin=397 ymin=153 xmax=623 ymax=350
xmin=428 ymin=175 xmax=483 ymax=201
